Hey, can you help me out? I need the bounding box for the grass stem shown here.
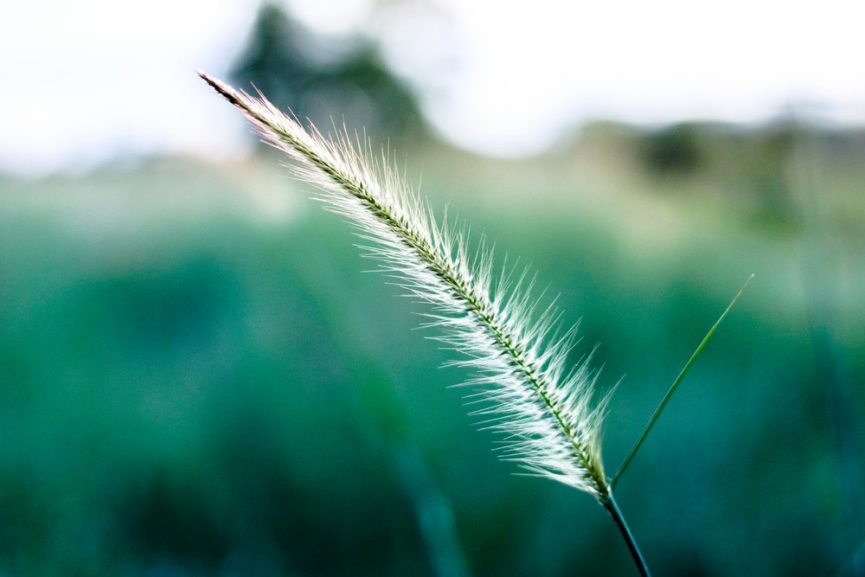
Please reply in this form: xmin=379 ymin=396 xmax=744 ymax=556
xmin=604 ymin=492 xmax=651 ymax=577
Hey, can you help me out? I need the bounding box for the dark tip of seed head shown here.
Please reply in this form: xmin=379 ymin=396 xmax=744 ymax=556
xmin=197 ymin=71 xmax=243 ymax=108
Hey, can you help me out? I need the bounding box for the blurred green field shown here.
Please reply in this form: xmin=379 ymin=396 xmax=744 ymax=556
xmin=1 ymin=131 xmax=863 ymax=576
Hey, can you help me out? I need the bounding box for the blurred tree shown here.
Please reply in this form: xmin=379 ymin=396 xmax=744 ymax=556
xmin=230 ymin=3 xmax=425 ymax=144
xmin=640 ymin=123 xmax=703 ymax=175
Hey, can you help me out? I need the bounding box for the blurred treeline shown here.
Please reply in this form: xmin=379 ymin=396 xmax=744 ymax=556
xmin=230 ymin=2 xmax=427 ymax=144
xmin=1 ymin=2 xmax=864 ymax=576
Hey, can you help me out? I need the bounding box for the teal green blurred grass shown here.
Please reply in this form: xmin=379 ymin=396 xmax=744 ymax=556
xmin=1 ymin=134 xmax=863 ymax=575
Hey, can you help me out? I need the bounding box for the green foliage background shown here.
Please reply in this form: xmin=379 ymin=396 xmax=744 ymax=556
xmin=1 ymin=124 xmax=863 ymax=575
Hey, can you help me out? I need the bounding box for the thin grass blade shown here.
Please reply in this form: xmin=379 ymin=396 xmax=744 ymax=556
xmin=610 ymin=274 xmax=754 ymax=489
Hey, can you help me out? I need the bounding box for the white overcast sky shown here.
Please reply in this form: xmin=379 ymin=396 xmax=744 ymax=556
xmin=1 ymin=0 xmax=864 ymax=174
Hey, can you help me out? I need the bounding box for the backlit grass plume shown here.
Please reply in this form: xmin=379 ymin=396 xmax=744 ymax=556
xmin=200 ymin=72 xmax=651 ymax=575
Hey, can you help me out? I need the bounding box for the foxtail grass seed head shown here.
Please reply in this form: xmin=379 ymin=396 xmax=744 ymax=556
xmin=200 ymin=72 xmax=613 ymax=502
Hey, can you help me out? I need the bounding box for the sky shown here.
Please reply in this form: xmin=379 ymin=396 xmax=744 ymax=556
xmin=1 ymin=0 xmax=864 ymax=174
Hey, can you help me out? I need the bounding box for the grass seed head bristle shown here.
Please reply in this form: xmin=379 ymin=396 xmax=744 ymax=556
xmin=200 ymin=72 xmax=613 ymax=501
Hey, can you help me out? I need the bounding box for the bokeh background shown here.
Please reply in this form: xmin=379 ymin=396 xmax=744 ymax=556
xmin=2 ymin=1 xmax=864 ymax=575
